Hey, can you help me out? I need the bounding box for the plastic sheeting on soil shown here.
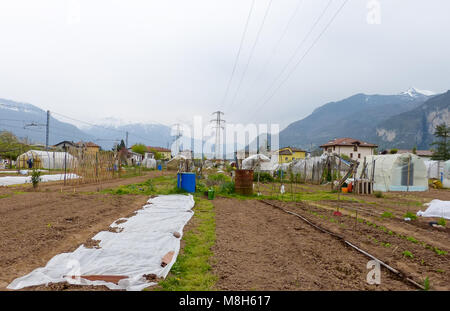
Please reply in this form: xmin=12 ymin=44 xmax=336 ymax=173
xmin=7 ymin=194 xmax=195 ymax=291
xmin=16 ymin=150 xmax=75 ymax=170
xmin=0 ymin=174 xmax=80 ymax=186
xmin=357 ymin=153 xmax=428 ymax=192
xmin=417 ymin=200 xmax=450 ymax=220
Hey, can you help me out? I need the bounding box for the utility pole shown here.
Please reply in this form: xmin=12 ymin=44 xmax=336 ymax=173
xmin=211 ymin=111 xmax=225 ymax=160
xmin=125 ymin=131 xmax=129 ymax=149
xmin=46 ymin=110 xmax=50 ymax=150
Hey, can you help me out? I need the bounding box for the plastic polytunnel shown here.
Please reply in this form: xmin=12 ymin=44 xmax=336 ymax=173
xmin=16 ymin=150 xmax=76 ymax=170
xmin=424 ymin=160 xmax=445 ymax=179
xmin=241 ymin=154 xmax=278 ymax=172
xmin=443 ymin=160 xmax=450 ymax=188
xmin=291 ymin=154 xmax=328 ymax=181
xmin=357 ymin=153 xmax=428 ymax=192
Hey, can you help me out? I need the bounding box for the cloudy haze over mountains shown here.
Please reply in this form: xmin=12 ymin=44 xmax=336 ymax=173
xmin=0 ymin=1 xmax=449 ymax=129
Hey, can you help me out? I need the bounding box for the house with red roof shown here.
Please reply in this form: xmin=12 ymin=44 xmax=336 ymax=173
xmin=320 ymin=137 xmax=377 ymax=161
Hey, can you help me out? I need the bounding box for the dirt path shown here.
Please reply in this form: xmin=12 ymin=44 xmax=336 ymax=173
xmin=212 ymin=197 xmax=413 ymax=290
xmin=0 ymin=190 xmax=149 ymax=290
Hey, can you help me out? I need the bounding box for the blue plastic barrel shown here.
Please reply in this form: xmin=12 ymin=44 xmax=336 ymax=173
xmin=177 ymin=172 xmax=196 ymax=193
xmin=157 ymin=164 xmax=162 ymax=171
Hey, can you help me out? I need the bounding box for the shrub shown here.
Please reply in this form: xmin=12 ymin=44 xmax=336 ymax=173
xmin=403 ymin=212 xmax=417 ymax=220
xmin=437 ymin=218 xmax=446 ymax=227
xmin=219 ymin=181 xmax=235 ymax=195
xmin=254 ymin=172 xmax=274 ymax=183
xmin=31 ymin=170 xmax=41 ymax=189
xmin=374 ymin=191 xmax=383 ymax=198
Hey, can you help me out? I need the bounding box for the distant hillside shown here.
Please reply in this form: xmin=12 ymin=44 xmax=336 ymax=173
xmin=0 ymin=98 xmax=96 ymax=145
xmin=80 ymin=122 xmax=173 ymax=150
xmin=374 ymin=90 xmax=450 ymax=150
xmin=0 ymin=98 xmax=174 ymax=150
xmin=279 ymin=88 xmax=437 ymax=150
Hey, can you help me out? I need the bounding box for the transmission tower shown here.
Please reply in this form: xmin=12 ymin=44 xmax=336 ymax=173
xmin=173 ymin=123 xmax=182 ymax=155
xmin=211 ymin=111 xmax=225 ymax=160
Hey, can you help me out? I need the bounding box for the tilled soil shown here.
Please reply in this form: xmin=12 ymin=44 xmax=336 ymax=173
xmin=212 ymin=197 xmax=413 ymax=290
xmin=0 ymin=191 xmax=149 ymax=290
xmin=277 ymin=200 xmax=450 ymax=290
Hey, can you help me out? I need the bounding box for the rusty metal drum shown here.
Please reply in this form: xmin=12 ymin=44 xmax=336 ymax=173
xmin=235 ymin=169 xmax=254 ymax=195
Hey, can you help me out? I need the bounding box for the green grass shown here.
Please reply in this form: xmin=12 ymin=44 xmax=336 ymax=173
xmin=155 ymin=198 xmax=217 ymax=291
xmin=381 ymin=211 xmax=393 ymax=219
xmin=102 ymin=176 xmax=182 ymax=196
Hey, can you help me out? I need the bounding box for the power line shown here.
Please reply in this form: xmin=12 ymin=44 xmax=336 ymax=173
xmin=234 ymin=0 xmax=304 ymax=110
xmin=227 ymin=0 xmax=274 ymax=111
xmin=243 ymin=0 xmax=333 ymax=116
xmin=252 ymin=0 xmax=349 ymax=117
xmin=218 ymin=0 xmax=256 ymax=110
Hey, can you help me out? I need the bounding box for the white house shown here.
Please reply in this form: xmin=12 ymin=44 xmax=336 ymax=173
xmin=320 ymin=137 xmax=377 ymax=162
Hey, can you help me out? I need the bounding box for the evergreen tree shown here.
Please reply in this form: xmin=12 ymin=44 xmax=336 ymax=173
xmin=431 ymin=123 xmax=450 ymax=161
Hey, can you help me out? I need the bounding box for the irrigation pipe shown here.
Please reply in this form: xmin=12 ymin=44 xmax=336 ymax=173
xmin=260 ymin=199 xmax=425 ymax=290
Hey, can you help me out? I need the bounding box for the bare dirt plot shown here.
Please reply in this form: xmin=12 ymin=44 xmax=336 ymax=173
xmin=212 ymin=197 xmax=413 ymax=290
xmin=277 ymin=200 xmax=449 ymax=290
xmin=0 ymin=191 xmax=149 ymax=290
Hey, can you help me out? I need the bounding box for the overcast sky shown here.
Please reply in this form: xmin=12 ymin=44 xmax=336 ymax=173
xmin=0 ymin=0 xmax=449 ymax=130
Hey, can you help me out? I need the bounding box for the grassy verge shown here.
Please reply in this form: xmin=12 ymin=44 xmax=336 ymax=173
xmin=102 ymin=175 xmax=182 ymax=195
xmin=153 ymin=197 xmax=217 ymax=291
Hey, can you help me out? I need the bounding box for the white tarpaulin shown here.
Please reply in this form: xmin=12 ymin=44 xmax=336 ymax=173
xmin=417 ymin=200 xmax=450 ymax=220
xmin=7 ymin=194 xmax=195 ymax=291
xmin=0 ymin=174 xmax=80 ymax=186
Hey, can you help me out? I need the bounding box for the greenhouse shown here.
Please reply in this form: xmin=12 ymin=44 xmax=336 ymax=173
xmin=443 ymin=160 xmax=450 ymax=188
xmin=357 ymin=153 xmax=428 ymax=192
xmin=424 ymin=160 xmax=445 ymax=179
xmin=16 ymin=150 xmax=75 ymax=170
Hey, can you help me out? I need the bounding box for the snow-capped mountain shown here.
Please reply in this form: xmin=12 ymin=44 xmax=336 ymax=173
xmin=279 ymin=88 xmax=442 ymax=150
xmin=400 ymin=87 xmax=436 ymax=98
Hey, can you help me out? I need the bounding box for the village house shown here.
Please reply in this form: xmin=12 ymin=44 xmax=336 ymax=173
xmin=276 ymin=147 xmax=306 ymax=164
xmin=320 ymin=137 xmax=377 ymax=161
xmin=76 ymin=141 xmax=101 ymax=154
xmin=147 ymin=146 xmax=172 ymax=160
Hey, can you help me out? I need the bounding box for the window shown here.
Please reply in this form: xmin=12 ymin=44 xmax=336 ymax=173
xmin=353 ymin=145 xmax=358 ymax=151
xmin=350 ymin=153 xmax=353 ymax=158
xmin=333 ymin=146 xmax=335 ymax=151
xmin=358 ymin=153 xmax=361 ymax=159
xmin=285 ymin=157 xmax=288 ymax=161
xmin=328 ymin=148 xmax=332 ymax=153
